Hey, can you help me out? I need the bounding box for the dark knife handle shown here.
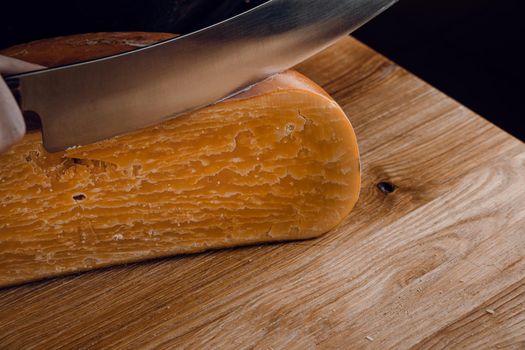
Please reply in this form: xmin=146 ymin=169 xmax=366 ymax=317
xmin=5 ymin=77 xmax=20 ymax=105
xmin=5 ymin=77 xmax=42 ymax=131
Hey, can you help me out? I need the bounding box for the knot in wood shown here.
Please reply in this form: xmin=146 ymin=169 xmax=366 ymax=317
xmin=377 ymin=181 xmax=396 ymax=194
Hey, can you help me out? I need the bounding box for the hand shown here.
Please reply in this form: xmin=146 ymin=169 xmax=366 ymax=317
xmin=0 ymin=55 xmax=45 ymax=153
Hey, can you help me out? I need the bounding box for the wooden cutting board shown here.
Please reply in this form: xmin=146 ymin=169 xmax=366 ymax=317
xmin=0 ymin=37 xmax=523 ymax=349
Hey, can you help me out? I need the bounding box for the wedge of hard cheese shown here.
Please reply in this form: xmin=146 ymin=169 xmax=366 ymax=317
xmin=0 ymin=33 xmax=360 ymax=287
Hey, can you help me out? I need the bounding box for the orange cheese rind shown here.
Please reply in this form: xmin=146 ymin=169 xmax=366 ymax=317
xmin=0 ymin=34 xmax=360 ymax=287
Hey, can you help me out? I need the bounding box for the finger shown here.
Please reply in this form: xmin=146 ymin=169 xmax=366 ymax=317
xmin=0 ymin=55 xmax=45 ymax=76
xmin=0 ymin=78 xmax=26 ymax=153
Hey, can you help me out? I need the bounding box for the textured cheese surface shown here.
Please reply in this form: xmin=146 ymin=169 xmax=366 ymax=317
xmin=0 ymin=34 xmax=360 ymax=287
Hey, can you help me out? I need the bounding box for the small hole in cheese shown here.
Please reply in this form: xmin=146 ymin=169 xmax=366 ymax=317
xmin=73 ymin=194 xmax=86 ymax=201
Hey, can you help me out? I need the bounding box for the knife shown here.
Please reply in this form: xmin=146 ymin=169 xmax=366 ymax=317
xmin=5 ymin=0 xmax=397 ymax=152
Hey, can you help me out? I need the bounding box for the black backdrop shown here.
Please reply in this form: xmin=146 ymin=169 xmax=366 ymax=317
xmin=1 ymin=0 xmax=523 ymax=140
xmin=354 ymin=0 xmax=524 ymax=141
xmin=0 ymin=0 xmax=267 ymax=48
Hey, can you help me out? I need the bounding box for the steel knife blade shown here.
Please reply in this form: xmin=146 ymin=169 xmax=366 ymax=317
xmin=5 ymin=0 xmax=397 ymax=152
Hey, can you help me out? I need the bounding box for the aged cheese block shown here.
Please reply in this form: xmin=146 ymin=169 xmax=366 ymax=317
xmin=0 ymin=33 xmax=360 ymax=287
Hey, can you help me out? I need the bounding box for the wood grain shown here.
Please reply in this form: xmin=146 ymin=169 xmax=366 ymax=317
xmin=412 ymin=278 xmax=525 ymax=349
xmin=0 ymin=36 xmax=523 ymax=349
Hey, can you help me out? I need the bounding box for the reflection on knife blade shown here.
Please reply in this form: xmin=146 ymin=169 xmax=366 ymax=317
xmin=5 ymin=0 xmax=397 ymax=152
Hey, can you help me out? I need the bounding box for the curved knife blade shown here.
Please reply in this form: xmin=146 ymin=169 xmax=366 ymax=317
xmin=6 ymin=0 xmax=397 ymax=152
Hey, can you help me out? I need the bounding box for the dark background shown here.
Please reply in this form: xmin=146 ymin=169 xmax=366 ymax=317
xmin=1 ymin=0 xmax=523 ymax=140
xmin=354 ymin=0 xmax=524 ymax=141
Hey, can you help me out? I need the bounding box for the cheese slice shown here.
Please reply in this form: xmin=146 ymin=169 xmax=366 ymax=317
xmin=0 ymin=33 xmax=360 ymax=287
